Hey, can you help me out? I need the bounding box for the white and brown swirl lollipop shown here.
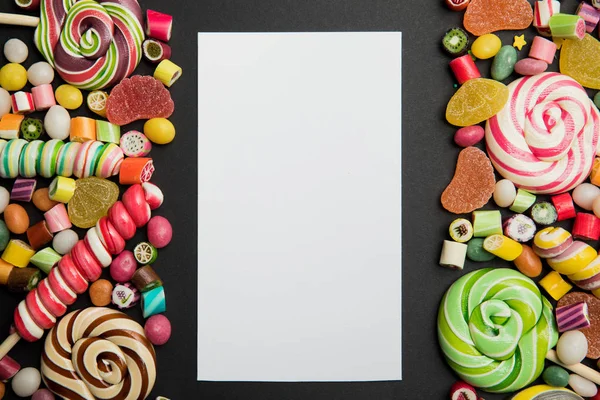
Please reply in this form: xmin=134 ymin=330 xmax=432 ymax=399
xmin=41 ymin=307 xmax=156 ymax=400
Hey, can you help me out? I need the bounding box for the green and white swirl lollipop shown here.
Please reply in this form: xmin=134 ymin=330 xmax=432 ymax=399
xmin=438 ymin=268 xmax=558 ymax=393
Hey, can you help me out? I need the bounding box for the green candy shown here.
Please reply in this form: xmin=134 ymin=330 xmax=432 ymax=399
xmin=491 ymin=45 xmax=518 ymax=81
xmin=0 ymin=220 xmax=8 ymax=251
xmin=437 ymin=268 xmax=558 ymax=393
xmin=466 ymin=238 xmax=496 ymax=262
xmin=542 ymin=366 xmax=569 ymax=388
xmin=594 ymin=92 xmax=600 ymax=110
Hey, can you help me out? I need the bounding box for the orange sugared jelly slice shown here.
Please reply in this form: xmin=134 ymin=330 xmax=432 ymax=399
xmin=560 ymin=34 xmax=600 ymax=90
xmin=464 ymin=0 xmax=533 ymax=36
xmin=446 ymin=78 xmax=509 ymax=127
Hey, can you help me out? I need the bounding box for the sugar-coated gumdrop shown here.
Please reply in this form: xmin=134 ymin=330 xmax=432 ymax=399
xmin=463 ymin=0 xmax=533 ymax=36
xmin=560 ymin=34 xmax=600 ymax=90
xmin=446 ymin=78 xmax=509 ymax=127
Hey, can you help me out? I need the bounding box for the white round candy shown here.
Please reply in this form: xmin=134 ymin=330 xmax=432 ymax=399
xmin=569 ymin=374 xmax=598 ymax=397
xmin=0 ymin=186 xmax=10 ymax=214
xmin=0 ymin=88 xmax=10 ymax=118
xmin=573 ymin=183 xmax=600 ymax=211
xmin=44 ymin=105 xmax=71 ymax=140
xmin=27 ymin=61 xmax=55 ymax=86
xmin=11 ymin=367 xmax=41 ymax=397
xmin=557 ymin=330 xmax=588 ymax=365
xmin=53 ymin=229 xmax=79 ymax=255
xmin=493 ymin=179 xmax=517 ymax=208
xmin=4 ymin=38 xmax=28 ymax=64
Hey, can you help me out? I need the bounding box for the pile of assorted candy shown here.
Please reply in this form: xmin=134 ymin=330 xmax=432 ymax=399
xmin=0 ymin=0 xmax=181 ymax=399
xmin=437 ymin=0 xmax=600 ymax=399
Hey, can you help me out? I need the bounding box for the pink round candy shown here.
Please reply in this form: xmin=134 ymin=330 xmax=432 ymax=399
xmin=110 ymin=250 xmax=137 ymax=283
xmin=32 ymin=389 xmax=56 ymax=400
xmin=454 ymin=125 xmax=484 ymax=147
xmin=147 ymin=216 xmax=172 ymax=249
xmin=514 ymin=58 xmax=548 ymax=76
xmin=144 ymin=314 xmax=171 ymax=345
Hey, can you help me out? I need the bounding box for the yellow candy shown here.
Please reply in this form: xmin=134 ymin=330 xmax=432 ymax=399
xmin=55 ymin=84 xmax=83 ymax=110
xmin=471 ymin=34 xmax=502 ymax=59
xmin=512 ymin=385 xmax=581 ymax=399
xmin=48 ymin=176 xmax=76 ymax=203
xmin=548 ymin=242 xmax=597 ymax=275
xmin=539 ymin=271 xmax=572 ymax=301
xmin=445 ymin=78 xmax=509 ymax=127
xmin=483 ymin=234 xmax=523 ymax=261
xmin=533 ymin=227 xmax=572 ymax=254
xmin=144 ymin=118 xmax=175 ymax=144
xmin=1 ymin=240 xmax=35 ymax=268
xmin=560 ymin=34 xmax=600 ymax=89
xmin=568 ymin=255 xmax=600 ymax=281
xmin=593 ymin=287 xmax=600 ymax=299
xmin=154 ymin=59 xmax=182 ymax=87
xmin=0 ymin=63 xmax=27 ymax=91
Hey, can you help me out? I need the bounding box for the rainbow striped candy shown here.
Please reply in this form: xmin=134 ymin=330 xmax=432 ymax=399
xmin=486 ymin=72 xmax=600 ymax=194
xmin=34 ymin=0 xmax=145 ymax=90
xmin=438 ymin=268 xmax=558 ymax=393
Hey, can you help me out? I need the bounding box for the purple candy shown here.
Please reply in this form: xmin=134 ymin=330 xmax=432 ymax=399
xmin=556 ymin=301 xmax=590 ymax=333
xmin=10 ymin=178 xmax=36 ymax=202
xmin=32 ymin=389 xmax=55 ymax=400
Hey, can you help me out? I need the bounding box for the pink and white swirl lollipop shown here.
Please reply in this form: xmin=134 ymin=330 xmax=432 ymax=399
xmin=34 ymin=0 xmax=144 ymax=90
xmin=486 ymin=72 xmax=600 ymax=194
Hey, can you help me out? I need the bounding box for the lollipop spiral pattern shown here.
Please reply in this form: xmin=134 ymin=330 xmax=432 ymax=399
xmin=486 ymin=72 xmax=600 ymax=194
xmin=438 ymin=269 xmax=558 ymax=393
xmin=34 ymin=0 xmax=144 ymax=90
xmin=41 ymin=307 xmax=156 ymax=400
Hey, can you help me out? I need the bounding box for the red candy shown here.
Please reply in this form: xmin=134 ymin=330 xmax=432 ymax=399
xmin=108 ymin=201 xmax=137 ymax=240
xmin=573 ymin=212 xmax=600 ymax=241
xmin=144 ymin=314 xmax=172 ymax=345
xmin=110 ymin=250 xmax=137 ymax=283
xmin=13 ymin=306 xmax=39 ymax=343
xmin=105 ymin=75 xmax=174 ymax=126
xmin=36 ymin=280 xmax=67 ymax=318
xmin=552 ymin=192 xmax=577 ymax=221
xmin=122 ymin=184 xmax=152 ymax=227
xmin=142 ymin=182 xmax=164 ymax=210
xmin=25 ymin=290 xmax=55 ymax=330
xmin=146 ymin=9 xmax=173 ymax=42
xmin=449 ymin=54 xmax=481 ymax=85
xmin=70 ymin=240 xmax=102 ymax=282
xmin=96 ymin=217 xmax=125 ymax=255
xmin=0 ymin=354 xmax=20 ymax=380
xmin=57 ymin=254 xmax=89 ymax=294
xmin=147 ymin=216 xmax=172 ymax=248
xmin=47 ymin=268 xmax=77 ymax=305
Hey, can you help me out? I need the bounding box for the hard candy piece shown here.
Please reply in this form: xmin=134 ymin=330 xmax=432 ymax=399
xmin=143 ymin=118 xmax=176 ymax=145
xmin=0 ymin=88 xmax=11 ymax=118
xmin=454 ymin=125 xmax=484 ymax=147
xmin=558 ymin=292 xmax=600 ymax=358
xmin=32 ymin=188 xmax=59 ymax=212
xmin=543 ymin=366 xmax=569 ymax=388
xmin=573 ymin=183 xmax=600 ymax=211
xmin=52 ymin=229 xmax=78 ymax=255
xmin=471 ymin=34 xmax=502 ymax=59
xmin=11 ymin=367 xmax=40 ymax=397
xmin=441 ymin=147 xmax=495 ymax=214
xmin=463 ymin=0 xmax=533 ymax=36
xmin=569 ymin=374 xmax=598 ymax=398
xmin=44 ymin=105 xmax=70 ymax=141
xmin=0 ymin=381 xmax=4 ymax=400
xmin=54 ymin=85 xmax=82 ymax=110
xmin=110 ymin=250 xmax=137 ymax=283
xmin=89 ymin=279 xmax=113 ymax=307
xmin=560 ymin=34 xmax=600 ymax=89
xmin=32 ymin=389 xmax=55 ymax=400
xmin=513 ymin=244 xmax=542 ymax=278
xmin=106 ymin=76 xmax=174 ymax=126
xmin=111 ymin=283 xmax=139 ymax=309
xmin=0 ymin=63 xmax=27 ymax=91
xmin=491 ymin=45 xmax=518 ymax=81
xmin=147 ymin=216 xmax=172 ymax=248
xmin=514 ymin=58 xmax=548 ymax=76
xmin=557 ymin=330 xmax=588 ymax=365
xmin=0 ymin=186 xmax=9 ymax=214
xmin=466 ymin=237 xmax=496 ymax=262
xmin=144 ymin=314 xmax=171 ymax=345
xmin=446 ymin=78 xmax=509 ymax=127
xmin=446 ymin=0 xmax=470 ymax=11
xmin=4 ymin=203 xmax=28 ymax=234
xmin=513 ymin=34 xmax=527 ymax=51
xmin=4 ymin=39 xmax=28 ymax=64
xmin=27 ymin=62 xmax=54 ymax=86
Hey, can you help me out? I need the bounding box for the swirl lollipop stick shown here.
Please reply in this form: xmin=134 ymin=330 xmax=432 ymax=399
xmin=0 ymin=13 xmax=40 ymax=27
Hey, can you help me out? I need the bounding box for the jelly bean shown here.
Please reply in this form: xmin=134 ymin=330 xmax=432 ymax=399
xmin=514 ymin=58 xmax=548 ymax=76
xmin=466 ymin=238 xmax=495 ymax=262
xmin=491 ymin=45 xmax=518 ymax=81
xmin=557 ymin=330 xmax=588 ymax=365
xmin=0 ymin=63 xmax=27 ymax=91
xmin=453 ymin=125 xmax=484 ymax=147
xmin=542 ymin=366 xmax=569 ymax=388
xmin=0 ymin=221 xmax=9 ymax=252
xmin=11 ymin=367 xmax=40 ymax=397
xmin=32 ymin=188 xmax=59 ymax=212
xmin=569 ymin=374 xmax=598 ymax=398
xmin=471 ymin=34 xmax=502 ymax=59
xmin=4 ymin=204 xmax=29 ymax=234
xmin=54 ymin=84 xmax=83 ymax=110
xmin=144 ymin=118 xmax=176 ymax=144
xmin=513 ymin=245 xmax=542 ymax=278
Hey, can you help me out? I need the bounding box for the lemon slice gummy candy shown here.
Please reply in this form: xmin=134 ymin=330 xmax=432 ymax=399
xmin=446 ymin=78 xmax=509 ymax=127
xmin=68 ymin=177 xmax=119 ymax=228
xmin=560 ymin=34 xmax=600 ymax=90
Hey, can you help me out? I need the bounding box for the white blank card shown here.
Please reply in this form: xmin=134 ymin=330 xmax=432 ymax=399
xmin=197 ymin=32 xmax=402 ymax=382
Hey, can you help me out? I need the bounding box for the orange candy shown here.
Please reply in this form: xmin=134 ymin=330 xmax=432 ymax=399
xmin=89 ymin=279 xmax=113 ymax=306
xmin=560 ymin=34 xmax=600 ymax=90
xmin=463 ymin=0 xmax=533 ymax=36
xmin=445 ymin=78 xmax=509 ymax=127
xmin=32 ymin=188 xmax=59 ymax=212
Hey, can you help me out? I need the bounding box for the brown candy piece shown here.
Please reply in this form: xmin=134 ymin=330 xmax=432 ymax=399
xmin=463 ymin=0 xmax=533 ymax=36
xmin=441 ymin=147 xmax=495 ymax=214
xmin=513 ymin=245 xmax=542 ymax=278
xmin=89 ymin=279 xmax=113 ymax=307
xmin=32 ymin=188 xmax=58 ymax=212
xmin=558 ymin=292 xmax=600 ymax=359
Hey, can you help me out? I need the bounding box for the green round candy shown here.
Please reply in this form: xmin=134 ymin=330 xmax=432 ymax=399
xmin=0 ymin=220 xmax=9 ymax=251
xmin=595 ymin=92 xmax=600 ymax=110
xmin=20 ymin=118 xmax=43 ymax=140
xmin=491 ymin=45 xmax=518 ymax=81
xmin=542 ymin=365 xmax=569 ymax=388
xmin=466 ymin=238 xmax=496 ymax=262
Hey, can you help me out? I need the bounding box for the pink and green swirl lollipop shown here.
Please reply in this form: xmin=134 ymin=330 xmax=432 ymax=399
xmin=34 ymin=0 xmax=144 ymax=90
xmin=438 ymin=268 xmax=558 ymax=393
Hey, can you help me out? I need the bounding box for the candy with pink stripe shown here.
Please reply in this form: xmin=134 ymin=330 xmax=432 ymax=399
xmin=122 ymin=184 xmax=151 ymax=227
xmin=534 ymin=0 xmax=560 ymax=36
xmin=107 ymin=201 xmax=136 ymax=240
xmin=577 ymin=2 xmax=600 ymax=32
xmin=11 ymin=92 xmax=35 ymax=115
xmin=70 ymin=240 xmax=102 ymax=282
xmin=47 ymin=268 xmax=77 ymax=305
xmin=31 ymin=84 xmax=55 ymax=111
xmin=44 ymin=203 xmax=71 ymax=233
xmin=25 ymin=290 xmax=55 ymax=330
xmin=556 ymin=301 xmax=590 ymax=332
xmin=36 ymin=279 xmax=67 ymax=318
xmin=13 ymin=301 xmax=43 ymax=342
xmin=95 ymin=216 xmax=125 ymax=255
xmin=486 ymin=72 xmax=600 ymax=194
xmin=84 ymin=227 xmax=112 ymax=267
xmin=57 ymin=253 xmax=88 ymax=294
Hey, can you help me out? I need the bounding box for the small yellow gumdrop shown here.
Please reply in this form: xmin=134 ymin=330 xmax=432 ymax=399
xmin=560 ymin=34 xmax=600 ymax=90
xmin=445 ymin=78 xmax=509 ymax=127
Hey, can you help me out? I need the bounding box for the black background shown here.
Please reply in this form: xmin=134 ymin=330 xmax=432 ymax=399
xmin=0 ymin=0 xmax=588 ymax=399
